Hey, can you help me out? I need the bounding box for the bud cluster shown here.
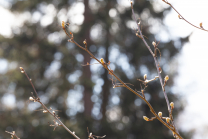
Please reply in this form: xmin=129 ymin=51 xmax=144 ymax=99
xmin=19 ymin=67 xmax=25 ymax=73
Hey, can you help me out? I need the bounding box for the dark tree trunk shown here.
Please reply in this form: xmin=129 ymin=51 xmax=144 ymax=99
xmin=82 ymin=0 xmax=94 ymax=117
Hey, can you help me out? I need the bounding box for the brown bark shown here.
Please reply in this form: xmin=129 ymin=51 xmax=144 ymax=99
xmin=82 ymin=0 xmax=94 ymax=117
xmin=101 ymin=3 xmax=112 ymax=120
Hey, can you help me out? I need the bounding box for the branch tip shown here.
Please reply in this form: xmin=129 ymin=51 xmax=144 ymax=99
xmin=170 ymin=102 xmax=174 ymax=109
xmin=143 ymin=116 xmax=149 ymax=121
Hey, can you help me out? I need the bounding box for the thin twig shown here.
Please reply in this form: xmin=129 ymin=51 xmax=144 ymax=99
xmin=130 ymin=1 xmax=181 ymax=138
xmin=19 ymin=67 xmax=80 ymax=139
xmin=162 ymin=0 xmax=208 ymax=32
xmin=87 ymin=127 xmax=106 ymax=139
xmin=5 ymin=131 xmax=20 ymax=139
xmin=61 ymin=20 xmax=181 ymax=138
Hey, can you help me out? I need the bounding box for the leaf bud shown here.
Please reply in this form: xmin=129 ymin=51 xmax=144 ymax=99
xmin=144 ymin=74 xmax=147 ymax=80
xmin=83 ymin=39 xmax=87 ymax=45
xmin=166 ymin=117 xmax=170 ymax=123
xmin=43 ymin=110 xmax=48 ymax=113
xmin=61 ymin=21 xmax=65 ymax=28
xmin=152 ymin=41 xmax=156 ymax=47
xmin=143 ymin=116 xmax=149 ymax=121
xmin=170 ymin=102 xmax=174 ymax=109
xmin=100 ymin=58 xmax=104 ymax=64
xmin=29 ymin=97 xmax=34 ymax=101
xmin=165 ymin=75 xmax=169 ymax=81
xmin=158 ymin=112 xmax=162 ymax=117
xmin=200 ymin=22 xmax=203 ymax=28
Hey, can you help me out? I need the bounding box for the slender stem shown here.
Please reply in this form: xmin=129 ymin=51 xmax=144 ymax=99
xmin=130 ymin=2 xmax=181 ymax=138
xmin=5 ymin=131 xmax=20 ymax=139
xmin=72 ymin=40 xmax=179 ymax=135
xmin=61 ymin=26 xmax=182 ymax=137
xmin=39 ymin=101 xmax=80 ymax=139
xmin=20 ymin=68 xmax=80 ymax=139
xmin=23 ymin=70 xmax=39 ymax=99
xmin=162 ymin=0 xmax=208 ymax=32
xmin=131 ymin=2 xmax=171 ymax=113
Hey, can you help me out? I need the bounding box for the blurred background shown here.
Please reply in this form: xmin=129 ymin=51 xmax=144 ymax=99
xmin=0 ymin=0 xmax=207 ymax=139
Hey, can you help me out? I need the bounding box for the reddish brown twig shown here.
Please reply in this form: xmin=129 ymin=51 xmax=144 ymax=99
xmin=5 ymin=131 xmax=20 ymax=139
xmin=62 ymin=17 xmax=181 ymax=138
xmin=19 ymin=67 xmax=80 ymax=139
xmin=162 ymin=0 xmax=208 ymax=32
xmin=130 ymin=1 xmax=182 ymax=138
xmin=87 ymin=127 xmax=106 ymax=139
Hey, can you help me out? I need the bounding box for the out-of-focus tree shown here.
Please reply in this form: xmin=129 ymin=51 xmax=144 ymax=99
xmin=0 ymin=0 xmax=191 ymax=139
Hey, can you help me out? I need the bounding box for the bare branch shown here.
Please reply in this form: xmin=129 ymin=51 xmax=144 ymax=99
xmin=130 ymin=1 xmax=181 ymax=138
xmin=62 ymin=17 xmax=181 ymax=138
xmin=5 ymin=131 xmax=20 ymax=139
xmin=162 ymin=0 xmax=208 ymax=32
xmin=19 ymin=67 xmax=80 ymax=139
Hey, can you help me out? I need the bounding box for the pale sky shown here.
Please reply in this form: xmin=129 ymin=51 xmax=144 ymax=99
xmin=1 ymin=0 xmax=208 ymax=138
xmin=161 ymin=0 xmax=208 ymax=138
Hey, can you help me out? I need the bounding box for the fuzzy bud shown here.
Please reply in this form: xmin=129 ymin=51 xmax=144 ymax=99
xmin=19 ymin=67 xmax=23 ymax=70
xmin=43 ymin=110 xmax=48 ymax=113
xmin=21 ymin=71 xmax=25 ymax=73
xmin=83 ymin=39 xmax=87 ymax=45
xmin=29 ymin=97 xmax=34 ymax=101
xmin=100 ymin=58 xmax=104 ymax=64
xmin=152 ymin=41 xmax=156 ymax=47
xmin=166 ymin=117 xmax=170 ymax=123
xmin=144 ymin=74 xmax=147 ymax=80
xmin=158 ymin=112 xmax=162 ymax=117
xmin=170 ymin=102 xmax=174 ymax=109
xmin=143 ymin=116 xmax=149 ymax=121
xmin=61 ymin=21 xmax=65 ymax=28
xmin=165 ymin=75 xmax=169 ymax=81
xmin=55 ymin=122 xmax=59 ymax=126
xmin=200 ymin=22 xmax=203 ymax=28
